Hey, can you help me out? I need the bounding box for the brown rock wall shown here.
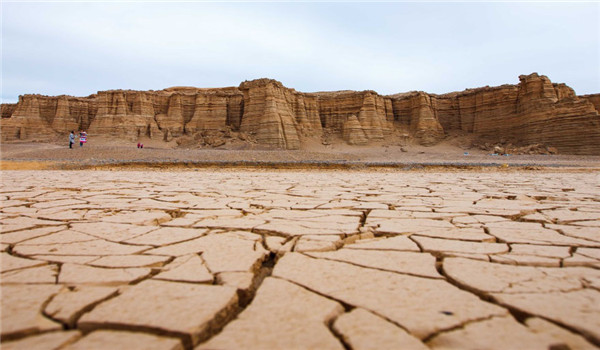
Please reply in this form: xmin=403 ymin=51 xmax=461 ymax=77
xmin=239 ymin=79 xmax=296 ymax=149
xmin=129 ymin=91 xmax=154 ymax=116
xmin=391 ymin=92 xmax=445 ymax=145
xmin=512 ymin=98 xmax=600 ymax=154
xmin=51 ymin=97 xmax=85 ymax=133
xmin=389 ymin=73 xmax=600 ymax=154
xmin=553 ymin=83 xmax=576 ymax=100
xmin=285 ymin=89 xmax=322 ymax=135
xmin=342 ymin=115 xmax=368 ymax=145
xmin=157 ymin=94 xmax=185 ymax=137
xmin=581 ymin=93 xmax=600 ymax=113
xmin=185 ymin=94 xmax=228 ymax=133
xmin=1 ymin=103 xmax=17 ymax=118
xmin=516 ymin=73 xmax=559 ymax=114
xmin=314 ymin=90 xmax=392 ymax=142
xmin=316 ymin=92 xmax=366 ymax=130
xmin=457 ymin=86 xmax=518 ymax=134
xmin=357 ymin=92 xmax=385 ymax=140
xmin=151 ymin=93 xmax=170 ymax=116
xmin=1 ymin=74 xmax=599 ymax=153
xmin=238 ymin=79 xmax=321 ymax=149
xmin=431 ymin=97 xmax=460 ymax=131
xmin=452 ymin=74 xmax=600 ymax=154
xmin=89 ymin=91 xmax=160 ymax=140
xmin=2 ymin=95 xmax=57 ymax=140
xmin=226 ymin=95 xmax=244 ymax=130
xmin=88 ymin=88 xmax=245 ymax=141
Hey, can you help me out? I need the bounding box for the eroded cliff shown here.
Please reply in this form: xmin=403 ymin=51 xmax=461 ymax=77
xmin=2 ymin=73 xmax=599 ymax=154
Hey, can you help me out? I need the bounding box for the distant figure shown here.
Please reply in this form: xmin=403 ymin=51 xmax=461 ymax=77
xmin=137 ymin=142 xmax=140 ymax=148
xmin=140 ymin=143 xmax=143 ymax=148
xmin=79 ymin=131 xmax=87 ymax=147
xmin=69 ymin=131 xmax=75 ymax=149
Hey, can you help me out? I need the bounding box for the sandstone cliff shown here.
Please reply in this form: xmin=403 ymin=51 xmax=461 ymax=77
xmin=387 ymin=73 xmax=600 ymax=154
xmin=342 ymin=115 xmax=368 ymax=145
xmin=1 ymin=103 xmax=17 ymax=119
xmin=581 ymin=93 xmax=600 ymax=114
xmin=2 ymin=73 xmax=599 ymax=154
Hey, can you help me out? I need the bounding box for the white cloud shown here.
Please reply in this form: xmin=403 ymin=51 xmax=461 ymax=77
xmin=1 ymin=2 xmax=598 ymax=103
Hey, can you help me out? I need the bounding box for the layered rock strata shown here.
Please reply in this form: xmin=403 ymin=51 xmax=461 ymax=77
xmin=1 ymin=103 xmax=17 ymax=119
xmin=1 ymin=73 xmax=599 ymax=154
xmin=238 ymin=79 xmax=322 ymax=149
xmin=342 ymin=115 xmax=368 ymax=145
xmin=581 ymin=93 xmax=600 ymax=114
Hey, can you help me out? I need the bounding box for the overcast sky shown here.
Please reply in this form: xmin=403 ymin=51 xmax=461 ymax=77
xmin=1 ymin=1 xmax=599 ymax=103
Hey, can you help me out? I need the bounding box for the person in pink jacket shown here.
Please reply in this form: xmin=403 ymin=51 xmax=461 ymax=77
xmin=79 ymin=131 xmax=87 ymax=147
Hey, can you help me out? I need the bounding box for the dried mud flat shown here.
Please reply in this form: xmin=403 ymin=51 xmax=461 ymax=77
xmin=2 ymin=169 xmax=600 ymax=349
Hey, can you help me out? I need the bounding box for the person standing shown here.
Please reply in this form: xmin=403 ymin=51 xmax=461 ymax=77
xmin=79 ymin=131 xmax=87 ymax=147
xmin=69 ymin=131 xmax=75 ymax=149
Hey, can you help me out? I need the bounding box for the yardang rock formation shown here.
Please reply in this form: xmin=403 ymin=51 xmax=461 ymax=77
xmin=2 ymin=73 xmax=600 ymax=154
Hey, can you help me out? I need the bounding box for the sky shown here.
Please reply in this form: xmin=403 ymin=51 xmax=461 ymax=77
xmin=1 ymin=1 xmax=599 ymax=103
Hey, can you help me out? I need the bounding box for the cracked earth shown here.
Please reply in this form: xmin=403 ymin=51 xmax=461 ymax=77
xmin=1 ymin=169 xmax=600 ymax=349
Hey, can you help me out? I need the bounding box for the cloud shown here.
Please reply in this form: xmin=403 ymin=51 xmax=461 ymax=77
xmin=1 ymin=2 xmax=598 ymax=103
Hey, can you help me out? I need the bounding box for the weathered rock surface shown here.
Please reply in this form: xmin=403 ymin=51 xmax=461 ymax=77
xmin=3 ymin=73 xmax=599 ymax=153
xmin=342 ymin=115 xmax=368 ymax=145
xmin=391 ymin=91 xmax=445 ymax=145
xmin=582 ymin=93 xmax=600 ymax=114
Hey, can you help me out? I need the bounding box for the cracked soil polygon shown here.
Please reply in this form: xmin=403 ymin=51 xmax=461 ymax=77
xmin=2 ymin=170 xmax=599 ymax=349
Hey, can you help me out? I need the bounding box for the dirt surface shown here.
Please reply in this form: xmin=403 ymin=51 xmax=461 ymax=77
xmin=2 ymin=170 xmax=600 ymax=349
xmin=2 ymin=137 xmax=600 ymax=170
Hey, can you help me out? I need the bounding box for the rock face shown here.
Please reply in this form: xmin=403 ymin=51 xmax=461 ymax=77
xmin=581 ymin=93 xmax=600 ymax=114
xmin=391 ymin=92 xmax=445 ymax=146
xmin=342 ymin=115 xmax=368 ymax=145
xmin=2 ymin=73 xmax=599 ymax=154
xmin=1 ymin=103 xmax=17 ymax=119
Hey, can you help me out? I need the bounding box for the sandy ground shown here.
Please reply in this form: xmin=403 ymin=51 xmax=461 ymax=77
xmin=1 ymin=170 xmax=600 ymax=349
xmin=2 ymin=136 xmax=600 ymax=170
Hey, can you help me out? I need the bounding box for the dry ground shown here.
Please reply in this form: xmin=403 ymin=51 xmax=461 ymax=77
xmin=2 ymin=137 xmax=600 ymax=170
xmin=1 ymin=169 xmax=600 ymax=349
